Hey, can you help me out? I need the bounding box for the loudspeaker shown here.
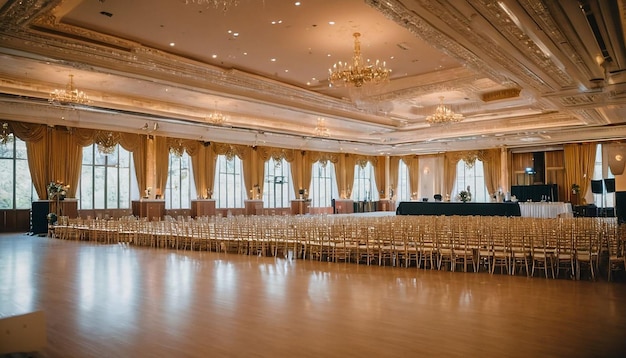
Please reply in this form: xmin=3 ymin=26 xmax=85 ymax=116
xmin=532 ymin=152 xmax=545 ymax=184
xmin=616 ymin=192 xmax=626 ymax=224
xmin=604 ymin=178 xmax=615 ymax=193
xmin=590 ymin=180 xmax=603 ymax=194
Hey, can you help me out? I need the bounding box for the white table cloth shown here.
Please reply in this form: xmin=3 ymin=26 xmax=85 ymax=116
xmin=518 ymin=202 xmax=573 ymax=218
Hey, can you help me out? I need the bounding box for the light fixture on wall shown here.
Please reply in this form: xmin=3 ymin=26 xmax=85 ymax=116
xmin=49 ymin=74 xmax=90 ymax=106
xmin=0 ymin=122 xmax=11 ymax=145
xmin=426 ymin=96 xmax=464 ymax=125
xmin=314 ymin=118 xmax=330 ymax=137
xmin=95 ymin=131 xmax=120 ymax=155
xmin=329 ymin=32 xmax=391 ymax=88
xmin=185 ymin=0 xmax=238 ymax=12
xmin=206 ymin=102 xmax=227 ymax=126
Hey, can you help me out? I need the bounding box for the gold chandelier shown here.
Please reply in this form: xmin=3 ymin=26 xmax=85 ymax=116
xmin=207 ymin=102 xmax=227 ymax=125
xmin=95 ymin=131 xmax=120 ymax=155
xmin=49 ymin=74 xmax=89 ymax=105
xmin=314 ymin=118 xmax=330 ymax=137
xmin=426 ymin=96 xmax=464 ymax=125
xmin=0 ymin=122 xmax=11 ymax=145
xmin=185 ymin=0 xmax=238 ymax=12
xmin=329 ymin=32 xmax=391 ymax=88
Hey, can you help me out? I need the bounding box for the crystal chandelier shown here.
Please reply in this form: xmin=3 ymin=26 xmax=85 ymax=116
xmin=96 ymin=131 xmax=120 ymax=155
xmin=314 ymin=118 xmax=330 ymax=137
xmin=207 ymin=102 xmax=227 ymax=125
xmin=426 ymin=97 xmax=464 ymax=125
xmin=170 ymin=139 xmax=185 ymax=157
xmin=49 ymin=74 xmax=89 ymax=105
xmin=329 ymin=32 xmax=391 ymax=88
xmin=0 ymin=122 xmax=11 ymax=145
xmin=186 ymin=0 xmax=238 ymax=12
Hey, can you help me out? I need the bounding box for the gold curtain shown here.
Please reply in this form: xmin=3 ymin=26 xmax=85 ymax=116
xmin=154 ymin=136 xmax=170 ymax=198
xmin=444 ymin=152 xmax=461 ymax=197
xmin=388 ymin=156 xmax=400 ymax=196
xmin=402 ymin=155 xmax=419 ymax=198
xmin=290 ymin=151 xmax=307 ymax=194
xmin=190 ymin=142 xmax=216 ymax=198
xmin=10 ymin=122 xmax=49 ymax=199
xmin=118 ymin=133 xmax=147 ymax=194
xmin=564 ymin=143 xmax=597 ymax=203
xmin=50 ymin=128 xmax=94 ymax=198
xmin=482 ymin=149 xmax=501 ymax=196
xmin=335 ymin=153 xmax=356 ymax=198
xmin=257 ymin=146 xmax=296 ymax=197
xmin=373 ymin=156 xmax=385 ymax=197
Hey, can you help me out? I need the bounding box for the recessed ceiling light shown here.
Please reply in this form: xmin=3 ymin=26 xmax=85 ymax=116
xmin=271 ymin=20 xmax=283 ymax=25
xmin=328 ymin=21 xmax=335 ymax=25
xmin=306 ymin=81 xmax=311 ymax=86
xmin=327 ymin=54 xmax=331 ymax=57
xmin=284 ymin=69 xmax=289 ymax=73
xmin=169 ymin=42 xmax=175 ymax=47
xmin=270 ymin=58 xmax=276 ymax=62
xmin=212 ymin=54 xmax=218 ymax=59
xmin=233 ymin=32 xmax=239 ymax=37
xmin=295 ymin=2 xmax=301 ymax=6
xmin=243 ymin=52 xmax=248 ymax=55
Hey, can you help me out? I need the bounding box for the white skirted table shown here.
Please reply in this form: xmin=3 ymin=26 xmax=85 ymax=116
xmin=518 ymin=202 xmax=573 ymax=218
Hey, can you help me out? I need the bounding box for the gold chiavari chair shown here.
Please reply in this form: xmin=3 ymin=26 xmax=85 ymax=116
xmin=509 ymin=218 xmax=531 ymax=277
xmin=530 ymin=219 xmax=555 ymax=279
xmin=554 ymin=219 xmax=575 ymax=280
xmin=573 ymin=218 xmax=600 ymax=281
xmin=608 ymin=223 xmax=625 ymax=281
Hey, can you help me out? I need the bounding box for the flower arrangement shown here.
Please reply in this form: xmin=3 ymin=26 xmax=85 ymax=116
xmin=144 ymin=187 xmax=152 ymax=198
xmin=457 ymin=185 xmax=472 ymax=202
xmin=46 ymin=212 xmax=57 ymax=224
xmin=571 ymin=183 xmax=580 ymax=195
xmin=47 ymin=181 xmax=69 ymax=200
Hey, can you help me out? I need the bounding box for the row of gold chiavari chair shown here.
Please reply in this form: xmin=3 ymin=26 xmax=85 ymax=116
xmin=48 ymin=214 xmax=624 ymax=280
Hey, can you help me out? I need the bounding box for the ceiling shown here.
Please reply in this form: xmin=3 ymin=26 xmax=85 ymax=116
xmin=0 ymin=0 xmax=625 ymax=155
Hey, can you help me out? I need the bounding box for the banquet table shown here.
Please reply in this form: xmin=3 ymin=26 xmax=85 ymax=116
xmin=518 ymin=202 xmax=573 ymax=218
xmin=395 ymin=201 xmax=521 ymax=217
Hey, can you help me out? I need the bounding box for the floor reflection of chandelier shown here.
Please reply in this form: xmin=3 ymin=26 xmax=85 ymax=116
xmin=426 ymin=96 xmax=464 ymax=125
xmin=49 ymin=74 xmax=89 ymax=105
xmin=185 ymin=0 xmax=238 ymax=12
xmin=329 ymin=32 xmax=391 ymax=88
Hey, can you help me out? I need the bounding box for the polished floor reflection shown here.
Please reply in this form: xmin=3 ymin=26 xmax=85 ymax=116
xmin=1 ymin=233 xmax=625 ymax=357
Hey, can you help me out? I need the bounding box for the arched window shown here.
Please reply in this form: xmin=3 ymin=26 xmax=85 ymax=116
xmin=310 ymin=161 xmax=337 ymax=207
xmin=214 ymin=154 xmax=245 ymax=208
xmin=452 ymin=159 xmax=488 ymax=202
xmin=263 ymin=157 xmax=293 ymax=208
xmin=80 ymin=144 xmax=133 ymax=210
xmin=166 ymin=151 xmax=194 ymax=209
xmin=352 ymin=161 xmax=378 ymax=201
xmin=0 ymin=135 xmax=34 ymax=209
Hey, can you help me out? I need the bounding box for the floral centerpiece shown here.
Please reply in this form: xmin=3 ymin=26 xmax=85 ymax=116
xmin=457 ymin=185 xmax=472 ymax=202
xmin=571 ymin=183 xmax=580 ymax=195
xmin=144 ymin=187 xmax=152 ymax=198
xmin=46 ymin=212 xmax=57 ymax=225
xmin=47 ymin=181 xmax=69 ymax=200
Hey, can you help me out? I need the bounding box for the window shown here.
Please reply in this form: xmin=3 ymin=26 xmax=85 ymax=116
xmin=592 ymin=143 xmax=615 ymax=207
xmin=352 ymin=161 xmax=378 ymax=201
xmin=166 ymin=151 xmax=194 ymax=209
xmin=310 ymin=161 xmax=337 ymax=207
xmin=397 ymin=160 xmax=410 ymax=202
xmin=80 ymin=144 xmax=132 ymax=210
xmin=452 ymin=160 xmax=488 ymax=202
xmin=0 ymin=135 xmax=34 ymax=209
xmin=214 ymin=155 xmax=244 ymax=208
xmin=263 ymin=158 xmax=293 ymax=208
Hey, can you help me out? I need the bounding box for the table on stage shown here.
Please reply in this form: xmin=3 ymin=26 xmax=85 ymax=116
xmin=518 ymin=202 xmax=572 ymax=218
xmin=395 ymin=201 xmax=521 ymax=217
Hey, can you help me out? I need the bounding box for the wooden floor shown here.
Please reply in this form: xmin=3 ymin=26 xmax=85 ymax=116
xmin=1 ymin=233 xmax=626 ymax=358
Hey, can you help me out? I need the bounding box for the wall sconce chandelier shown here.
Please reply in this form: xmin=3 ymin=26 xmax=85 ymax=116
xmin=426 ymin=96 xmax=464 ymax=125
xmin=206 ymin=102 xmax=227 ymax=126
xmin=0 ymin=122 xmax=11 ymax=145
xmin=95 ymin=131 xmax=120 ymax=155
xmin=328 ymin=32 xmax=391 ymax=88
xmin=314 ymin=118 xmax=330 ymax=138
xmin=49 ymin=74 xmax=89 ymax=106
